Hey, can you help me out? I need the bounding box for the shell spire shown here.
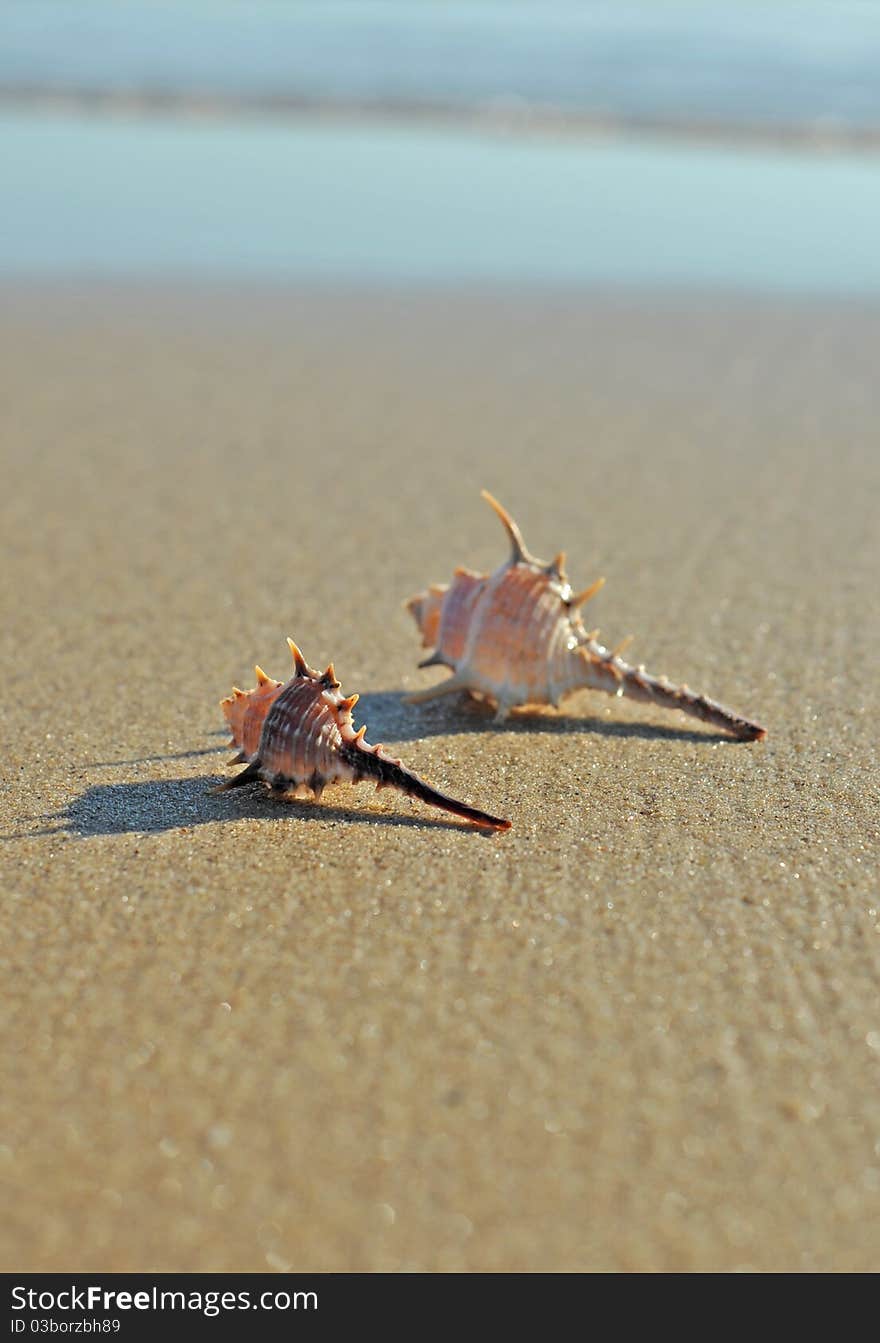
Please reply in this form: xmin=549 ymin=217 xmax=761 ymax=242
xmin=217 ymin=639 xmax=511 ymax=831
xmin=405 ymin=492 xmax=766 ymax=740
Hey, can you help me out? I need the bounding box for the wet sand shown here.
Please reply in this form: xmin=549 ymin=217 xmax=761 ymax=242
xmin=1 ymin=284 xmax=878 ymax=1271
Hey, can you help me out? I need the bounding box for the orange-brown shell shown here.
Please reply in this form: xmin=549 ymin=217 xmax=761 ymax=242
xmin=218 ymin=639 xmax=512 ymax=828
xmin=429 ymin=561 xmax=582 ymax=709
xmin=406 ymin=493 xmax=594 ymax=713
xmin=405 ymin=492 xmax=766 ymax=740
xmin=250 ymin=670 xmax=364 ymax=795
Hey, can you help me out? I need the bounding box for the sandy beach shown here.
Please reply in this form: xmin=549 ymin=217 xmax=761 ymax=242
xmin=1 ymin=282 xmax=878 ymax=1271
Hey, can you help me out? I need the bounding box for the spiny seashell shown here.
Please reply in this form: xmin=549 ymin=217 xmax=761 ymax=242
xmin=218 ymin=638 xmax=511 ymax=831
xmin=406 ymin=492 xmax=767 ymax=741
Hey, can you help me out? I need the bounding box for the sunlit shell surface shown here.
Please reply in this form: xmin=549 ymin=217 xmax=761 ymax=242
xmin=219 ymin=638 xmax=511 ymax=831
xmin=406 ymin=492 xmax=767 ymax=741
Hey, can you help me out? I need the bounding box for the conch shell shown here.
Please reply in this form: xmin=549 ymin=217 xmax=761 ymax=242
xmin=406 ymin=492 xmax=766 ymax=741
xmin=218 ymin=638 xmax=511 ymax=830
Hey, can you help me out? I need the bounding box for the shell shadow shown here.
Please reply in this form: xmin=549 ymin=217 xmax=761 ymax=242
xmin=28 ymin=775 xmax=494 ymax=839
xmin=90 ymin=744 xmax=226 ymax=768
xmin=355 ymin=690 xmax=736 ymax=746
xmin=85 ymin=692 xmax=731 ymax=776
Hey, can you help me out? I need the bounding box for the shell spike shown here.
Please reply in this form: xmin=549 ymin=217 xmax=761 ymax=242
xmin=344 ymin=733 xmax=510 ymax=831
xmin=322 ymin=662 xmax=339 ymax=688
xmin=572 ymin=644 xmax=767 ymax=739
xmin=610 ymin=635 xmax=634 ymax=659
xmin=547 ymin=550 xmax=567 ymax=578
xmin=481 ymin=490 xmax=532 ymax=564
xmin=286 ymin=637 xmax=309 ymax=676
xmin=571 ymin=576 xmax=606 ymax=609
xmin=254 ymin=665 xmax=271 ymax=686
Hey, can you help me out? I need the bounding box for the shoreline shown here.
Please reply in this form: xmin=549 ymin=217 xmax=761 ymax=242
xmin=4 ymin=87 xmax=880 ymax=155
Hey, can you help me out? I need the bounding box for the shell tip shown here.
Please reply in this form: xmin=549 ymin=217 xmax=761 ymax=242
xmin=286 ymin=637 xmax=308 ymax=676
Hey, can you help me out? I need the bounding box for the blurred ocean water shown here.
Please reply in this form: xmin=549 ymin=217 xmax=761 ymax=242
xmin=2 ymin=1 xmax=879 ymax=291
xmin=4 ymin=0 xmax=880 ymax=137
xmin=3 ymin=111 xmax=878 ymax=293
